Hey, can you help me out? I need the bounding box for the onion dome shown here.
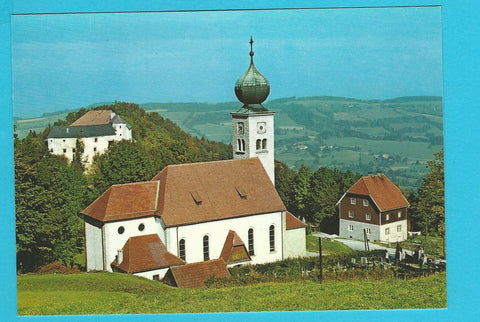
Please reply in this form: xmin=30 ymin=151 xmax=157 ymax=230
xmin=234 ymin=36 xmax=270 ymax=107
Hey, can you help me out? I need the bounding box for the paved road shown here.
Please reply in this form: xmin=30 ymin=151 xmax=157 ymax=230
xmin=311 ymin=232 xmax=414 ymax=258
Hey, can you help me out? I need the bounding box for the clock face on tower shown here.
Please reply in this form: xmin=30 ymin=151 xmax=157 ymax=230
xmin=257 ymin=122 xmax=266 ymax=134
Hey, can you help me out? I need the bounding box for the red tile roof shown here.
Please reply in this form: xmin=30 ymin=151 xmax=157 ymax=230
xmin=165 ymin=259 xmax=230 ymax=288
xmin=71 ymin=110 xmax=112 ymax=126
xmin=82 ymin=158 xmax=286 ymax=226
xmin=111 ymin=234 xmax=184 ymax=273
xmin=219 ymin=230 xmax=251 ymax=264
xmin=152 ymin=158 xmax=285 ymax=227
xmin=346 ymin=174 xmax=409 ymax=211
xmin=286 ymin=211 xmax=307 ymax=230
xmin=81 ymin=181 xmax=160 ymax=222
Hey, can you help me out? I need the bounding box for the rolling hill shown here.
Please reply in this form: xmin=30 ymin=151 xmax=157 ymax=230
xmin=14 ymin=96 xmax=443 ymax=190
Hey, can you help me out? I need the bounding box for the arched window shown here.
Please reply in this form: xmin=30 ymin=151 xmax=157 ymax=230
xmin=237 ymin=139 xmax=242 ymax=151
xmin=203 ymin=235 xmax=209 ymax=261
xmin=248 ymin=228 xmax=254 ymax=256
xmin=256 ymin=139 xmax=261 ymax=150
xmin=269 ymin=225 xmax=275 ymax=252
xmin=179 ymin=239 xmax=186 ymax=261
xmin=241 ymin=139 xmax=245 ymax=151
xmin=262 ymin=139 xmax=267 ymax=149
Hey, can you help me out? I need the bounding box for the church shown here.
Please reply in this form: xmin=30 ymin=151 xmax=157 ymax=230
xmin=81 ymin=37 xmax=307 ymax=282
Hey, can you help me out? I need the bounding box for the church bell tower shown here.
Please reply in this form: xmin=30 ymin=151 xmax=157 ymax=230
xmin=231 ymin=36 xmax=275 ymax=184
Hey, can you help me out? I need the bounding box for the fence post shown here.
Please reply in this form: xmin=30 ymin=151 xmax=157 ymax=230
xmin=318 ymin=237 xmax=323 ymax=283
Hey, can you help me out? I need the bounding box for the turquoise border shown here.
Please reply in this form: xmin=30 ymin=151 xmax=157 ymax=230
xmin=3 ymin=0 xmax=479 ymax=321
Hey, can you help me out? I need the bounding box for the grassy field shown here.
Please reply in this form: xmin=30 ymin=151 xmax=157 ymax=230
xmin=17 ymin=271 xmax=446 ymax=315
xmin=306 ymin=235 xmax=354 ymax=255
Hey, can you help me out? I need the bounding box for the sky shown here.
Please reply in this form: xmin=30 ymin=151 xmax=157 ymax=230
xmin=11 ymin=6 xmax=443 ymax=118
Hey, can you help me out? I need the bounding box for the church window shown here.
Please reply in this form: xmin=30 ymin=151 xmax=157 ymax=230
xmin=237 ymin=122 xmax=244 ymax=134
xmin=118 ymin=226 xmax=125 ymax=234
xmin=256 ymin=139 xmax=261 ymax=150
xmin=237 ymin=139 xmax=246 ymax=152
xmin=179 ymin=239 xmax=186 ymax=261
xmin=248 ymin=228 xmax=254 ymax=256
xmin=138 ymin=223 xmax=145 ymax=231
xmin=203 ymin=235 xmax=209 ymax=261
xmin=262 ymin=139 xmax=267 ymax=149
xmin=269 ymin=225 xmax=275 ymax=252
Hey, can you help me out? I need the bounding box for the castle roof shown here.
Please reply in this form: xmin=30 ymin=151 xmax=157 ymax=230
xmin=71 ymin=110 xmax=112 ymax=126
xmin=47 ymin=124 xmax=116 ymax=139
xmin=342 ymin=174 xmax=410 ymax=212
xmin=111 ymin=234 xmax=184 ymax=273
xmin=81 ymin=158 xmax=286 ymax=226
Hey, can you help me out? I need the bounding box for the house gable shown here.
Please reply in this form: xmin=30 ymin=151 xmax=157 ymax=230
xmin=219 ymin=230 xmax=251 ymax=265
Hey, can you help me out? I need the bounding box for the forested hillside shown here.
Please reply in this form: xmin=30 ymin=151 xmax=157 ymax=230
xmin=14 ymin=101 xmax=444 ymax=273
xmin=14 ymin=102 xmax=231 ymax=273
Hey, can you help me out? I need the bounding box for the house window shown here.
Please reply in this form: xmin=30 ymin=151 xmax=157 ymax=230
xmin=385 ymin=227 xmax=390 ymax=235
xmin=153 ymin=274 xmax=159 ymax=281
xmin=350 ymin=198 xmax=356 ymax=205
xmin=203 ymin=235 xmax=209 ymax=261
xmin=256 ymin=139 xmax=261 ymax=150
xmin=385 ymin=213 xmax=390 ymax=221
xmin=93 ymin=147 xmax=97 ymax=152
xmin=138 ymin=223 xmax=145 ymax=231
xmin=365 ymin=213 xmax=371 ymax=221
xmin=49 ymin=149 xmax=53 ymax=153
xmin=179 ymin=239 xmax=186 ymax=261
xmin=363 ymin=199 xmax=369 ymax=206
xmin=118 ymin=226 xmax=125 ymax=234
xmin=269 ymin=225 xmax=275 ymax=252
xmin=63 ymin=148 xmax=67 ymax=153
xmin=397 ymin=225 xmax=402 ymax=232
xmin=348 ymin=210 xmax=354 ymax=218
xmin=248 ymin=228 xmax=254 ymax=256
xmin=348 ymin=225 xmax=354 ymax=231
xmin=72 ymin=148 xmax=76 ymax=153
xmin=94 ymin=138 xmax=98 ymax=142
xmin=398 ymin=211 xmax=402 ymax=219
xmin=365 ymin=228 xmax=371 ymax=234
xmin=262 ymin=139 xmax=267 ymax=149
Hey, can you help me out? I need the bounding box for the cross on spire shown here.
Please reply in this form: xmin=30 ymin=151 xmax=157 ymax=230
xmin=249 ymin=36 xmax=254 ymax=59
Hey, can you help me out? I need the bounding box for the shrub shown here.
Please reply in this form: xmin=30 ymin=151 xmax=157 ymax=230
xmin=34 ymin=261 xmax=81 ymax=275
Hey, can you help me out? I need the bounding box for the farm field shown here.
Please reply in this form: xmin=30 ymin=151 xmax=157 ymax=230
xmin=17 ymin=271 xmax=446 ymax=315
xmin=13 ymin=96 xmax=443 ymax=190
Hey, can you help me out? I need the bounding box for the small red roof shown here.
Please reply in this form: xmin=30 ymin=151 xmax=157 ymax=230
xmin=81 ymin=181 xmax=159 ymax=222
xmin=111 ymin=234 xmax=184 ymax=273
xmin=346 ymin=174 xmax=409 ymax=211
xmin=71 ymin=110 xmax=112 ymax=126
xmin=165 ymin=259 xmax=230 ymax=288
xmin=286 ymin=211 xmax=307 ymax=230
xmin=219 ymin=230 xmax=251 ymax=264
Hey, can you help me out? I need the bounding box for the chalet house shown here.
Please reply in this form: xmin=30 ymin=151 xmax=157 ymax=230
xmin=81 ymin=37 xmax=306 ymax=282
xmin=47 ymin=110 xmax=132 ymax=164
xmin=336 ymin=173 xmax=409 ymax=243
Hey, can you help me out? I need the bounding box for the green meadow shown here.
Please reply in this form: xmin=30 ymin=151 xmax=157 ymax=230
xmin=17 ymin=271 xmax=446 ymax=315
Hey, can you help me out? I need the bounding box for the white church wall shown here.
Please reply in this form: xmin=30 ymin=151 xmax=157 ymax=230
xmin=284 ymin=228 xmax=307 ymax=258
xmin=133 ymin=267 xmax=169 ymax=280
xmin=103 ymin=216 xmax=164 ymax=272
xmin=166 ymin=211 xmax=284 ymax=265
xmin=247 ymin=114 xmax=275 ymax=184
xmin=85 ymin=221 xmax=104 ymax=271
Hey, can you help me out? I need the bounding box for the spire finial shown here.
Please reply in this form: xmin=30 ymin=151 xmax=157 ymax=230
xmin=249 ymin=36 xmax=254 ymax=59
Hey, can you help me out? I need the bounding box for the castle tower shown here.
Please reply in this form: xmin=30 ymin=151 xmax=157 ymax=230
xmin=231 ymin=36 xmax=275 ymax=184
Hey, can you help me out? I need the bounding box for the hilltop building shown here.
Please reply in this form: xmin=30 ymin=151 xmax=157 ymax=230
xmin=47 ymin=110 xmax=132 ymax=165
xmin=336 ymin=173 xmax=409 ymax=243
xmin=81 ymin=37 xmax=306 ymax=284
